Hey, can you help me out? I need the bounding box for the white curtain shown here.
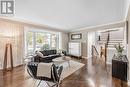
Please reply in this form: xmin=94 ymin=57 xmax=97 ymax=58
xmin=0 ymin=21 xmax=24 ymax=69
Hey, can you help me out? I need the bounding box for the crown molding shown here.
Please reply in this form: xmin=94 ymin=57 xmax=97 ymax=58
xmin=0 ymin=17 xmax=126 ymax=33
xmin=69 ymin=20 xmax=126 ymax=32
xmin=0 ymin=17 xmax=69 ymax=33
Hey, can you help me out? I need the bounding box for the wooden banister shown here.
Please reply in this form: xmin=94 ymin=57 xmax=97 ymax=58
xmin=92 ymin=45 xmax=99 ymax=58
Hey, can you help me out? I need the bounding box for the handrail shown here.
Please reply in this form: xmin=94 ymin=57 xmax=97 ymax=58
xmin=104 ymin=32 xmax=109 ymax=62
xmin=106 ymin=31 xmax=110 ymax=46
xmin=104 ymin=43 xmax=107 ymax=62
xmin=92 ymin=45 xmax=99 ymax=57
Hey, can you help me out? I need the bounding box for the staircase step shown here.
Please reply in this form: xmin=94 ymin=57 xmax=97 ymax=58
xmin=107 ymin=44 xmax=124 ymax=48
xmin=109 ymin=39 xmax=123 ymax=41
xmin=109 ymin=40 xmax=123 ymax=42
xmin=108 ymin=42 xmax=123 ymax=43
xmin=108 ymin=43 xmax=123 ymax=45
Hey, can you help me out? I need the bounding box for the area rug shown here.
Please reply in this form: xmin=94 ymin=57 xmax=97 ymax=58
xmin=34 ymin=60 xmax=85 ymax=87
xmin=60 ymin=60 xmax=85 ymax=80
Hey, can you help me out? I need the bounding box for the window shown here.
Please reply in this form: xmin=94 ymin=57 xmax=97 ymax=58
xmin=25 ymin=30 xmax=59 ymax=54
xmin=51 ymin=34 xmax=58 ymax=49
xmin=27 ymin=32 xmax=34 ymax=53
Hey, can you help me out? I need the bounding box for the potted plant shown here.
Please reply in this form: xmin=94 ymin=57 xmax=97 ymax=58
xmin=57 ymin=49 xmax=66 ymax=57
xmin=114 ymin=43 xmax=124 ymax=57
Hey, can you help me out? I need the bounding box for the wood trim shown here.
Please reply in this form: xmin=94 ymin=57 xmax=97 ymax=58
xmin=0 ymin=64 xmax=24 ymax=71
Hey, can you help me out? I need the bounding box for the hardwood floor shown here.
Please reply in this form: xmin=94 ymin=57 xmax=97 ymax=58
xmin=0 ymin=57 xmax=129 ymax=87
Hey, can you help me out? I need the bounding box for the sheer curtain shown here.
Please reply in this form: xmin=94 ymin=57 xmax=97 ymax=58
xmin=0 ymin=21 xmax=24 ymax=69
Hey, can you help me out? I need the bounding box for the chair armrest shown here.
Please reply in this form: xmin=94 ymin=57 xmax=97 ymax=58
xmin=27 ymin=62 xmax=38 ymax=78
xmin=58 ymin=66 xmax=63 ymax=77
xmin=52 ymin=64 xmax=63 ymax=82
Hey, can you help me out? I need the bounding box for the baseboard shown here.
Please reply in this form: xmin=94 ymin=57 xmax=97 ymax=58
xmin=87 ymin=57 xmax=92 ymax=59
xmin=82 ymin=56 xmax=88 ymax=59
xmin=0 ymin=64 xmax=24 ymax=71
xmin=82 ymin=56 xmax=92 ymax=59
xmin=128 ymin=80 xmax=130 ymax=86
xmin=106 ymin=62 xmax=112 ymax=65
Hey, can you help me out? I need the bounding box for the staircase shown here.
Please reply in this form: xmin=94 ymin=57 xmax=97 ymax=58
xmin=100 ymin=39 xmax=124 ymax=48
xmin=99 ymin=30 xmax=124 ymax=64
xmin=107 ymin=39 xmax=123 ymax=48
xmin=100 ymin=31 xmax=124 ymax=48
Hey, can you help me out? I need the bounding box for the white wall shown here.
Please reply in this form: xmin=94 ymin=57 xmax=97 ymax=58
xmin=127 ymin=4 xmax=130 ymax=83
xmin=109 ymin=28 xmax=124 ymax=39
xmin=87 ymin=32 xmax=96 ymax=58
xmin=124 ymin=0 xmax=130 ymax=18
xmin=0 ymin=21 xmax=24 ymax=69
xmin=59 ymin=32 xmax=69 ymax=51
xmin=69 ymin=31 xmax=87 ymax=58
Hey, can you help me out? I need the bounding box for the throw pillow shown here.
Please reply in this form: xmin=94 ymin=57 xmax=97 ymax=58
xmin=36 ymin=51 xmax=44 ymax=58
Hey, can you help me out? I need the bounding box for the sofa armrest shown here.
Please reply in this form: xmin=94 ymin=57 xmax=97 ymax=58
xmin=34 ymin=55 xmax=41 ymax=62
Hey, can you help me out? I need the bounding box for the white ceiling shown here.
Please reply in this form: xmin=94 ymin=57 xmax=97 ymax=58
xmin=14 ymin=0 xmax=126 ymax=31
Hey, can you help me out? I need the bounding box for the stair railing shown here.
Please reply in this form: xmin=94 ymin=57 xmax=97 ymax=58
xmin=106 ymin=31 xmax=110 ymax=46
xmin=92 ymin=45 xmax=99 ymax=58
xmin=104 ymin=31 xmax=110 ymax=62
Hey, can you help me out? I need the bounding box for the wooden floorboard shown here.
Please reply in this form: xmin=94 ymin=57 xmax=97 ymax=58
xmin=0 ymin=57 xmax=129 ymax=87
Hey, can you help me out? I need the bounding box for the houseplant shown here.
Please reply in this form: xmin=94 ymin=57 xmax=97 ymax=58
xmin=114 ymin=43 xmax=124 ymax=57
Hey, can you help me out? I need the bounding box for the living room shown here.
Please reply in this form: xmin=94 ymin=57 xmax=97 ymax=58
xmin=0 ymin=0 xmax=130 ymax=87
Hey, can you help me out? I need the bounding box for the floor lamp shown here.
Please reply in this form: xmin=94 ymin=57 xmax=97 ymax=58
xmin=3 ymin=42 xmax=13 ymax=71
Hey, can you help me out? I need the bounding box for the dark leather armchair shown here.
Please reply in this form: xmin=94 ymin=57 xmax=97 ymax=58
xmin=27 ymin=62 xmax=63 ymax=87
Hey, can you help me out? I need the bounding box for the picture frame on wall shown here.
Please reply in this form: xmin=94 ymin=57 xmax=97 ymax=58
xmin=71 ymin=33 xmax=82 ymax=40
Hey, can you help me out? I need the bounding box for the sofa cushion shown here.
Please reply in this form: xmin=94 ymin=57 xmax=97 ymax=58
xmin=40 ymin=51 xmax=46 ymax=56
xmin=48 ymin=54 xmax=59 ymax=57
xmin=34 ymin=49 xmax=61 ymax=63
xmin=40 ymin=50 xmax=57 ymax=56
xmin=36 ymin=51 xmax=44 ymax=58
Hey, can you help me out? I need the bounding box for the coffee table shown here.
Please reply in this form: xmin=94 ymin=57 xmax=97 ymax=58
xmin=52 ymin=56 xmax=71 ymax=67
